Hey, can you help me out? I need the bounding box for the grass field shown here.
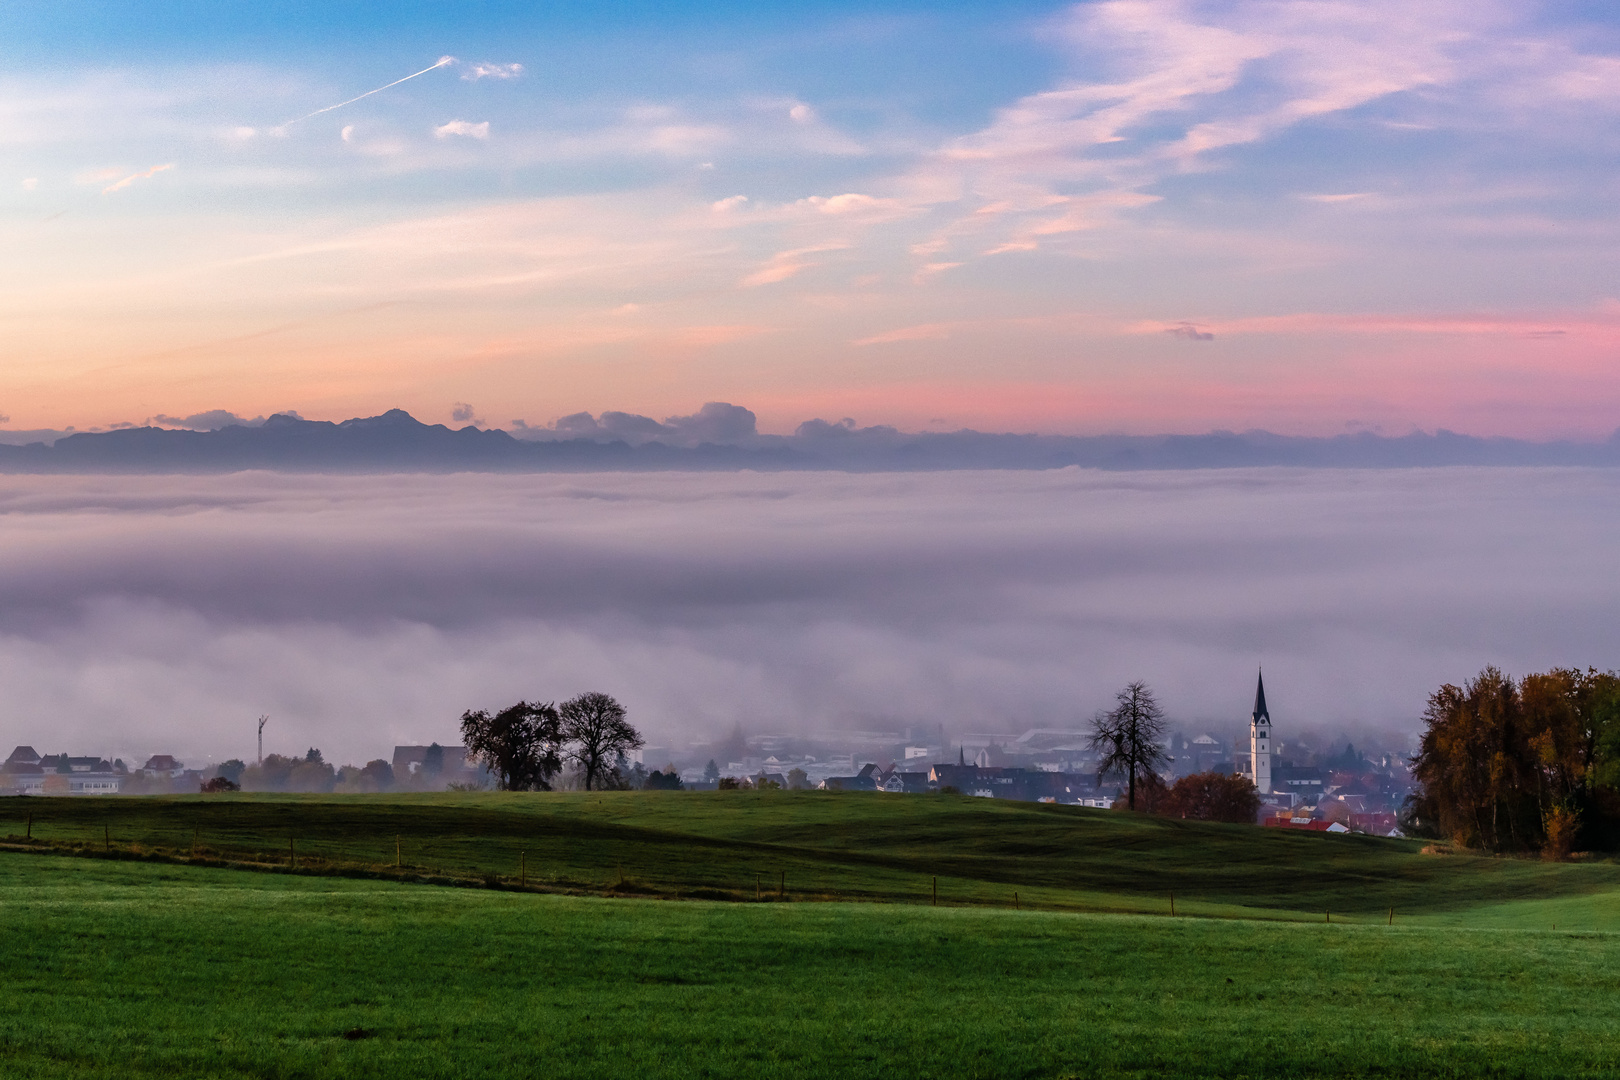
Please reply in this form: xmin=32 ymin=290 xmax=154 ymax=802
xmin=3 ymin=792 xmax=1619 ymax=1078
xmin=6 ymin=790 xmax=1620 ymax=921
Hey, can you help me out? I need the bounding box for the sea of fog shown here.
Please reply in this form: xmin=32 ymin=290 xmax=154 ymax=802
xmin=0 ymin=467 xmax=1615 ymax=768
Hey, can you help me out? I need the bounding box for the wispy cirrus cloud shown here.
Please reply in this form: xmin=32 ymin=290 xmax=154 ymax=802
xmin=463 ymin=62 xmax=523 ymax=81
xmin=434 ymin=119 xmax=489 ymax=139
xmin=1128 ymin=311 xmax=1613 ymax=339
xmin=885 ymin=0 xmax=1498 ymax=268
xmin=101 ymin=162 xmax=174 ymax=194
xmin=739 ymin=243 xmax=848 ymax=287
xmin=853 ymin=323 xmax=954 ymax=346
xmin=1165 ymin=322 xmax=1214 ymax=342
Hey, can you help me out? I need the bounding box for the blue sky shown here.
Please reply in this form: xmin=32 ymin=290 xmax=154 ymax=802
xmin=5 ymin=1 xmax=1620 ymax=436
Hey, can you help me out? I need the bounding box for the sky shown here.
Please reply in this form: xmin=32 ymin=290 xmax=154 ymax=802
xmin=5 ymin=1 xmax=1620 ymax=439
xmin=1 ymin=467 xmax=1616 ymax=768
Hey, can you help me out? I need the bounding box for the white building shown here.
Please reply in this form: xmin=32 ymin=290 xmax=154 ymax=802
xmin=1236 ymin=671 xmax=1273 ymax=794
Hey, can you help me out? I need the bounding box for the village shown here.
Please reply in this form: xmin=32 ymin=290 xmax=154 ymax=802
xmin=0 ymin=676 xmax=1413 ymax=836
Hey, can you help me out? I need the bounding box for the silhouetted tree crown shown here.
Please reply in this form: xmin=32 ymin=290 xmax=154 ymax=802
xmin=560 ymin=692 xmax=643 ymax=792
xmin=1090 ymin=681 xmax=1171 ymax=811
xmin=460 ymin=701 xmax=563 ymax=791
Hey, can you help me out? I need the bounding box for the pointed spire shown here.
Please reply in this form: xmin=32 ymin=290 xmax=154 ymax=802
xmin=1252 ymin=668 xmax=1269 ymax=724
xmin=958 ymin=745 xmax=965 ymax=766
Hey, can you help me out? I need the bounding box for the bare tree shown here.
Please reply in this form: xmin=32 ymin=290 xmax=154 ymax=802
xmin=1090 ymin=681 xmax=1171 ymax=811
xmin=559 ymin=692 xmax=643 ymax=791
xmin=460 ymin=701 xmax=563 ymax=791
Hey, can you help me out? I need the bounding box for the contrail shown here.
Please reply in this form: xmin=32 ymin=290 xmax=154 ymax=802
xmin=275 ymin=56 xmax=455 ymax=132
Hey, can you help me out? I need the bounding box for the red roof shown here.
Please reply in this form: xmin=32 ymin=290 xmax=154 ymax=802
xmin=1263 ymin=816 xmax=1334 ymax=831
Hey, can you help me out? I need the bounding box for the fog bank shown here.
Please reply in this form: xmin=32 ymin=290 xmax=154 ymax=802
xmin=0 ymin=468 xmax=1614 ymax=767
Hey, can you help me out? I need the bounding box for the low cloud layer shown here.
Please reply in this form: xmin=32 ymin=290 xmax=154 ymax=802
xmin=0 ymin=468 xmax=1615 ymax=769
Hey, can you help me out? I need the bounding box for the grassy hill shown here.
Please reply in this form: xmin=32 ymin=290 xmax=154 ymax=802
xmin=4 ymin=793 xmax=1620 ymax=1077
xmin=3 ymin=855 xmax=1620 ymax=1078
xmin=5 ymin=790 xmax=1620 ymax=923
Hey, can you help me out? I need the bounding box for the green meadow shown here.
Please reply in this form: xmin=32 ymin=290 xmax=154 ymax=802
xmin=2 ymin=792 xmax=1619 ymax=1077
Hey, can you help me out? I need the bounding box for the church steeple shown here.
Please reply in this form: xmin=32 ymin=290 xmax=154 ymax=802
xmin=1249 ymin=668 xmax=1273 ymax=795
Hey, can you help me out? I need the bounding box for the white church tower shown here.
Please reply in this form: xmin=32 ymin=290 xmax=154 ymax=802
xmin=1249 ymin=669 xmax=1273 ymax=794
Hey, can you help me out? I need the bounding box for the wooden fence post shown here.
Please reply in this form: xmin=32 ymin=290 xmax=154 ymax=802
xmin=1170 ymin=892 xmax=1175 ymax=917
xmin=290 ymin=838 xmax=296 ymax=869
xmin=1388 ymin=907 xmax=1394 ymax=926
xmin=779 ymin=870 xmax=785 ymax=900
xmin=104 ymin=824 xmax=110 ymax=851
xmin=396 ymin=835 xmax=401 ymax=869
xmin=932 ymin=877 xmax=937 ymax=907
xmin=26 ymin=813 xmax=31 ymax=840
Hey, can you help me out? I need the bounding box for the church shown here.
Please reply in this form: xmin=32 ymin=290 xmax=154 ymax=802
xmin=1236 ymin=670 xmax=1273 ymax=794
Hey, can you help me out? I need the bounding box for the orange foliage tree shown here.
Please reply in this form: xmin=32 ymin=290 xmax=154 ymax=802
xmin=1411 ymin=666 xmax=1620 ymax=855
xmin=1163 ymin=771 xmax=1263 ymax=823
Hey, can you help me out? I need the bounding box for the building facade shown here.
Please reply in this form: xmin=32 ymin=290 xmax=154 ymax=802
xmin=1239 ymin=670 xmax=1273 ymax=794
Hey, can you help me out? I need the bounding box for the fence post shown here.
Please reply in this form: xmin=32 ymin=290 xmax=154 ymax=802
xmin=396 ymin=835 xmax=401 ymax=869
xmin=780 ymin=870 xmax=785 ymax=900
xmin=932 ymin=877 xmax=937 ymax=907
xmin=1388 ymin=907 xmax=1394 ymax=926
xmin=521 ymin=851 xmax=526 ymax=887
xmin=1170 ymin=892 xmax=1175 ymax=917
xmin=104 ymin=824 xmax=110 ymax=851
xmin=1014 ymin=892 xmax=1019 ymax=910
xmin=290 ymin=838 xmax=296 ymax=869
xmin=26 ymin=813 xmax=31 ymax=840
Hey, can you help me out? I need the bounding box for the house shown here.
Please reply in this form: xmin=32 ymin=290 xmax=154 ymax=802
xmin=1262 ymin=815 xmax=1351 ymax=833
xmin=140 ymin=755 xmax=185 ymax=778
xmin=820 ymin=763 xmax=879 ymax=791
xmin=927 ymin=763 xmax=1121 ymax=806
xmin=2 ymin=748 xmax=122 ymax=795
xmin=879 ymin=770 xmax=930 ymax=794
xmin=1349 ymin=812 xmax=1400 ymax=836
xmin=1271 ymin=765 xmax=1326 ymax=797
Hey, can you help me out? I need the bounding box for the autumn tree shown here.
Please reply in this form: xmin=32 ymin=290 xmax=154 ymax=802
xmin=559 ymin=692 xmax=643 ymax=791
xmin=1412 ymin=667 xmax=1534 ymax=850
xmin=1110 ymin=769 xmax=1169 ymax=813
xmin=1090 ymin=681 xmax=1170 ymax=811
xmin=1163 ymin=771 xmax=1262 ymax=823
xmin=1412 ymin=666 xmax=1620 ymax=854
xmin=460 ymin=701 xmax=563 ymax=791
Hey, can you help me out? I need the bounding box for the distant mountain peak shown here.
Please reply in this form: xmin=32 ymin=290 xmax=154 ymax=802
xmin=0 ymin=408 xmax=1615 ymax=474
xmin=337 ymin=409 xmax=427 ymax=431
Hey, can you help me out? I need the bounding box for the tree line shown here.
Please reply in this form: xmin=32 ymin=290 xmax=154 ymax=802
xmin=1406 ymin=666 xmax=1620 ymax=857
xmin=185 ymin=691 xmax=652 ymax=794
xmin=460 ymin=691 xmax=645 ymax=791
